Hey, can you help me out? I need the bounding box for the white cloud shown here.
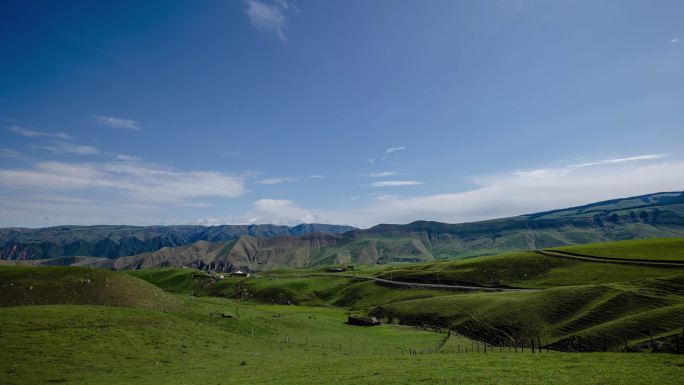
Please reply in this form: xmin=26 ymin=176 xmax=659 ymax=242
xmin=309 ymin=174 xmax=324 ymax=179
xmin=568 ymin=154 xmax=667 ymax=169
xmin=223 ymin=156 xmax=684 ymax=228
xmin=368 ymin=158 xmax=376 ymax=164
xmin=34 ymin=142 xmax=100 ymax=155
xmin=92 ymin=115 xmax=141 ymax=130
xmin=116 ymin=154 xmax=141 ymax=161
xmin=385 ymin=146 xmax=406 ymax=154
xmin=371 ymin=180 xmax=423 ymax=187
xmin=7 ymin=126 xmax=71 ymax=140
xmin=370 ymin=171 xmax=399 ymax=177
xmin=248 ymin=199 xmax=317 ymax=225
xmin=191 ymin=198 xmax=317 ymax=226
xmin=0 ymin=148 xmax=26 ymax=159
xmin=0 ymin=160 xmax=246 ymax=205
xmin=257 ymin=177 xmax=297 ymax=185
xmin=672 ymin=38 xmax=680 ymax=43
xmin=245 ymin=0 xmax=288 ymax=43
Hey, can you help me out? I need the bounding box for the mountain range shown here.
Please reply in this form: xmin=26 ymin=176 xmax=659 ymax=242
xmin=0 ymin=223 xmax=355 ymax=260
xmin=2 ymin=192 xmax=683 ymax=271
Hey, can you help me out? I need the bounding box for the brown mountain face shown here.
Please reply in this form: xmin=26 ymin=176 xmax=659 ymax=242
xmin=96 ymin=232 xmax=435 ymax=271
xmin=103 ymin=234 xmax=348 ymax=271
xmin=4 ymin=192 xmax=682 ymax=271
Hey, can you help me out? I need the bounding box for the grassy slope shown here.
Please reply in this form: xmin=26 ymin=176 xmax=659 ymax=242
xmin=375 ymin=251 xmax=683 ymax=289
xmin=550 ymin=238 xmax=684 ymax=261
xmin=2 ymin=301 xmax=683 ymax=385
xmin=127 ymin=268 xmax=453 ymax=310
xmin=0 ymin=265 xmax=182 ymax=311
xmin=3 ymin=237 xmax=684 ymax=383
xmin=372 ymin=275 xmax=684 ymax=350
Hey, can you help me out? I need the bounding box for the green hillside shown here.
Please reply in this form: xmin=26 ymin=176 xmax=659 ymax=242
xmin=549 ymin=238 xmax=684 ymax=261
xmin=2 ymin=300 xmax=683 ymax=384
xmin=372 ymin=275 xmax=684 ymax=351
xmin=374 ymin=251 xmax=682 ymax=289
xmin=0 ymin=265 xmax=182 ymax=311
xmin=3 ymin=237 xmax=684 ymax=384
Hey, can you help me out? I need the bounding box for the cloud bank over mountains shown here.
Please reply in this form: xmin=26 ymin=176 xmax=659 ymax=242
xmin=2 ymin=151 xmax=679 ymax=228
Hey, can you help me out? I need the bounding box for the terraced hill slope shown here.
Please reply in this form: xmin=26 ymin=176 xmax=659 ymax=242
xmin=548 ymin=238 xmax=684 ymax=262
xmin=371 ymin=275 xmax=684 ymax=352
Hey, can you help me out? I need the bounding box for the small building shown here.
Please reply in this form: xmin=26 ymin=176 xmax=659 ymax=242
xmin=347 ymin=315 xmax=381 ymax=326
xmin=230 ymin=270 xmax=250 ymax=277
xmin=326 ymin=267 xmax=346 ymax=273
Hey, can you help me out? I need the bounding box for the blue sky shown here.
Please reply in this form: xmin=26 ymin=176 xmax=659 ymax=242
xmin=1 ymin=0 xmax=683 ymax=228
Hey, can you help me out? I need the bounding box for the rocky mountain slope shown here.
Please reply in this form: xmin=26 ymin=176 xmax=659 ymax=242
xmin=102 ymin=233 xmax=436 ymax=272
xmin=3 ymin=192 xmax=683 ymax=271
xmin=94 ymin=191 xmax=684 ymax=271
xmin=0 ymin=224 xmax=356 ymax=260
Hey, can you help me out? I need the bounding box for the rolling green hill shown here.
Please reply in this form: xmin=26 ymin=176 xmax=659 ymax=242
xmin=549 ymin=238 xmax=684 ymax=261
xmin=123 ymin=238 xmax=684 ymax=354
xmin=0 ymin=265 xmax=182 ymax=311
xmin=371 ymin=275 xmax=684 ymax=352
xmin=2 ymin=236 xmax=684 ymax=384
xmin=3 ymin=301 xmax=682 ymax=384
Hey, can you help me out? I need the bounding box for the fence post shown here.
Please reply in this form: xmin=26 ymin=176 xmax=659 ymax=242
xmin=623 ymin=331 xmax=629 ymax=352
xmin=676 ymin=335 xmax=680 ymax=355
xmin=649 ymin=328 xmax=655 ymax=353
xmin=531 ymin=339 xmax=535 ymax=353
xmin=603 ymin=333 xmax=607 ymax=352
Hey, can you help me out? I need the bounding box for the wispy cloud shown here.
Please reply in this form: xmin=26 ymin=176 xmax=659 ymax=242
xmin=220 ymin=155 xmax=684 ymax=228
xmin=369 ymin=171 xmax=399 ymax=177
xmin=0 ymin=160 xmax=246 ymax=206
xmin=245 ymin=0 xmax=289 ymax=43
xmin=567 ymin=154 xmax=667 ymax=169
xmin=672 ymin=38 xmax=680 ymax=44
xmin=92 ymin=115 xmax=141 ymax=130
xmin=371 ymin=180 xmax=423 ymax=187
xmin=34 ymin=142 xmax=100 ymax=155
xmin=309 ymin=174 xmax=324 ymax=179
xmin=385 ymin=146 xmax=406 ymax=154
xmin=257 ymin=177 xmax=297 ymax=185
xmin=116 ymin=154 xmax=141 ymax=161
xmin=0 ymin=148 xmax=26 ymax=159
xmin=7 ymin=126 xmax=71 ymax=140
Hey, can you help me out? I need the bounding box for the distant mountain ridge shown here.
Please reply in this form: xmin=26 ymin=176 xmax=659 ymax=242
xmin=0 ymin=223 xmax=356 ymax=260
xmin=104 ymin=191 xmax=684 ymax=271
xmin=2 ymin=192 xmax=684 ymax=271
